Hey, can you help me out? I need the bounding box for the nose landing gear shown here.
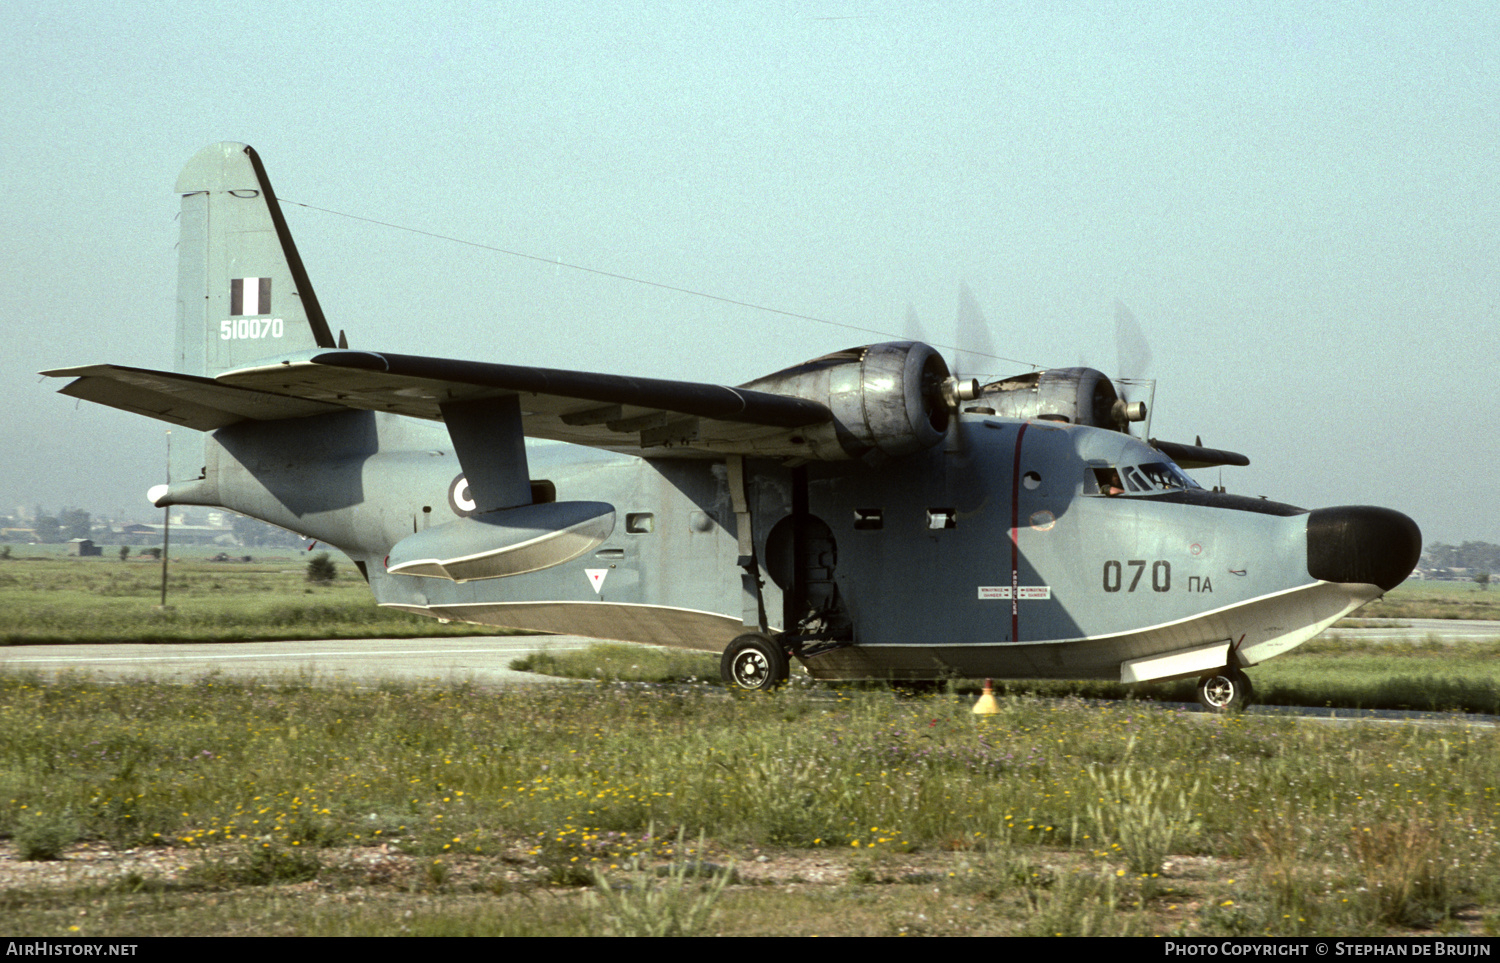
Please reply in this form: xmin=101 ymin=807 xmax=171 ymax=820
xmin=1197 ymin=667 xmax=1254 ymax=713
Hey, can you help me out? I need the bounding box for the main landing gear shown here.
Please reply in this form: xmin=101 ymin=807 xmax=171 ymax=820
xmin=1196 ymin=666 xmax=1254 ymax=713
xmin=720 ymin=633 xmax=790 ymax=691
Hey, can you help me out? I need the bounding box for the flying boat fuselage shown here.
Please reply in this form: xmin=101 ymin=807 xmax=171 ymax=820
xmin=152 ymin=403 xmax=1415 ymax=688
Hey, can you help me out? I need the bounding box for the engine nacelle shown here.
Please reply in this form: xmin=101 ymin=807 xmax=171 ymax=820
xmin=742 ymin=342 xmax=953 ymax=459
xmin=975 ymin=366 xmax=1143 ymax=432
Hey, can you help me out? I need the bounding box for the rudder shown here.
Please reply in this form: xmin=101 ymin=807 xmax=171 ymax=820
xmin=174 ymin=143 xmax=335 ymax=380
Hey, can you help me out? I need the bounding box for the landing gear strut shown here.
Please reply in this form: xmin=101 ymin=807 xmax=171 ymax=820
xmin=1196 ymin=667 xmax=1254 ymax=713
xmin=720 ymin=633 xmax=790 ymax=691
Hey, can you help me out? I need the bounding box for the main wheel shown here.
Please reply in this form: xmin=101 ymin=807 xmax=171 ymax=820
xmin=720 ymin=634 xmax=790 ymax=691
xmin=1197 ymin=667 xmax=1253 ymax=713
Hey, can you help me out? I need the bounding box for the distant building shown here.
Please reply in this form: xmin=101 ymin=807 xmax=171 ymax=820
xmin=111 ymin=521 xmax=238 ymax=547
xmin=117 ymin=523 xmax=158 ymax=546
xmin=67 ymin=538 xmax=102 ymax=557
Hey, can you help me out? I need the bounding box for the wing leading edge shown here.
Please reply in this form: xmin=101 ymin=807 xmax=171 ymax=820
xmin=43 ymin=350 xmax=834 ymax=459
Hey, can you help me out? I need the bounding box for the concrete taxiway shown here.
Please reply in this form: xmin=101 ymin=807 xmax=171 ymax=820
xmin=1 ymin=619 xmax=1494 ymax=689
xmin=0 ymin=635 xmax=597 ymax=684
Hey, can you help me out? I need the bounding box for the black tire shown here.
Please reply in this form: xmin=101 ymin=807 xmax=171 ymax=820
xmin=719 ymin=634 xmax=789 ymax=691
xmin=1196 ymin=667 xmax=1252 ymax=713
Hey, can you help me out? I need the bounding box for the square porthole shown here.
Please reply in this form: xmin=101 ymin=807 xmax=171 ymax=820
xmin=530 ymin=480 xmax=557 ymax=504
xmin=626 ymin=512 xmax=655 ymax=534
xmin=853 ymin=508 xmax=883 ymax=531
xmin=926 ymin=508 xmax=957 ymax=530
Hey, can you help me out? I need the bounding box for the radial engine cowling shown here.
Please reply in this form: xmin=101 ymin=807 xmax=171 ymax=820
xmin=742 ymin=342 xmax=954 ymax=459
xmin=978 ymin=366 xmax=1140 ymax=431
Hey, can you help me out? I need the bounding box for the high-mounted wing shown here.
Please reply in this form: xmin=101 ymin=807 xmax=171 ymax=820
xmin=43 ymin=350 xmax=836 ymax=460
xmin=41 ymin=363 xmax=344 ymax=430
xmin=221 ymin=350 xmax=834 ymax=458
xmin=1149 ymin=438 xmax=1250 ymax=470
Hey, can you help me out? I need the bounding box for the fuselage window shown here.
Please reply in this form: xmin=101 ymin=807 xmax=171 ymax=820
xmin=626 ymin=512 xmax=654 ymax=534
xmin=530 ymin=480 xmax=557 ymax=504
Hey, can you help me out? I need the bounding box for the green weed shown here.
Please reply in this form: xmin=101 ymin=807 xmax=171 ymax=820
xmin=588 ymin=834 xmax=734 ymax=937
xmin=184 ymin=842 xmax=322 ymax=889
xmin=14 ymin=808 xmax=79 ymax=861
xmin=1086 ymin=757 xmax=1200 ymax=876
xmin=1349 ymin=818 xmax=1461 ymax=928
xmin=1019 ymin=869 xmax=1140 ymax=937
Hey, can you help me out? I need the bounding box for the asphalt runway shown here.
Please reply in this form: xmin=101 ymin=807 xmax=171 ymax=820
xmin=0 ymin=635 xmax=599 ymax=685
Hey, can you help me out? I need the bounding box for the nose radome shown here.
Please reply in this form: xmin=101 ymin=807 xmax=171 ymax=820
xmin=1306 ymin=506 xmax=1422 ymax=592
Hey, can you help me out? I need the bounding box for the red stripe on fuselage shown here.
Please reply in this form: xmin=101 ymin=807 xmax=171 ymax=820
xmin=1009 ymin=422 xmax=1030 ymax=642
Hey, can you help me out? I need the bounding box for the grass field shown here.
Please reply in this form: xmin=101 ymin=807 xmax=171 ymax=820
xmin=1348 ymin=581 xmax=1500 ymax=622
xmin=0 ymin=676 xmax=1497 ymax=936
xmin=0 ymin=553 xmax=517 ymax=644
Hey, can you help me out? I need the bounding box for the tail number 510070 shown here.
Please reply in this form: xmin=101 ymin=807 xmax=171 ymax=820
xmin=221 ymin=317 xmax=284 ymax=340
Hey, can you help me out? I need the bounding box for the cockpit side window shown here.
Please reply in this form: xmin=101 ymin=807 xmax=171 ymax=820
xmin=1091 ymin=467 xmax=1126 ymax=496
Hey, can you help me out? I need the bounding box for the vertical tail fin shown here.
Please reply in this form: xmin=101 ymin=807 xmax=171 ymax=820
xmin=174 ymin=143 xmax=335 ymax=380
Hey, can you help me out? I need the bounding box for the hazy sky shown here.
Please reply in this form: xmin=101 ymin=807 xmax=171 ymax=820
xmin=2 ymin=1 xmax=1496 ymax=544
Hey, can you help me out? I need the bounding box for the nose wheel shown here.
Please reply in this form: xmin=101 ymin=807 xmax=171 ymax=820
xmin=720 ymin=633 xmax=790 ymax=691
xmin=1197 ymin=667 xmax=1253 ymax=713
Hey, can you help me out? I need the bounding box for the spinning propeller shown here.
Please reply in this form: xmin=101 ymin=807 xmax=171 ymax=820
xmin=1111 ymin=301 xmax=1153 ymax=437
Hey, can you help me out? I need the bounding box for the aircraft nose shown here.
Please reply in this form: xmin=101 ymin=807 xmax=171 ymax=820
xmin=1306 ymin=506 xmax=1422 ymax=592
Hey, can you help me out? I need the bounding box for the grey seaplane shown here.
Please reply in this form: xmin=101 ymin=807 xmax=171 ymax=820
xmin=44 ymin=143 xmax=1422 ymax=709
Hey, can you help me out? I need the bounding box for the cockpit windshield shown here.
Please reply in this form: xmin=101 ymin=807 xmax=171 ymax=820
xmin=1132 ymin=462 xmax=1202 ymax=492
xmin=1092 ymin=461 xmax=1201 ymax=496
